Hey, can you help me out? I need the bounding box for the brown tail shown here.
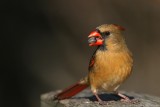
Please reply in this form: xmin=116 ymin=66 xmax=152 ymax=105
xmin=54 ymin=82 xmax=88 ymax=100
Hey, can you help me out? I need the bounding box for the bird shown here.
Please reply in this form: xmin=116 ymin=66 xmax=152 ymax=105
xmin=54 ymin=24 xmax=133 ymax=104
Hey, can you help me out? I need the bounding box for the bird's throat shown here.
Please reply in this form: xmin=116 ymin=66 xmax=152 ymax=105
xmin=98 ymin=40 xmax=107 ymax=51
xmin=98 ymin=44 xmax=107 ymax=51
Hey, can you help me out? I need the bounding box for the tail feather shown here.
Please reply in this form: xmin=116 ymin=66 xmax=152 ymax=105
xmin=54 ymin=82 xmax=88 ymax=100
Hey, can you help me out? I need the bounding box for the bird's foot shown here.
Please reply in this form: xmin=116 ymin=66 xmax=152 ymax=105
xmin=120 ymin=98 xmax=140 ymax=104
xmin=117 ymin=92 xmax=140 ymax=104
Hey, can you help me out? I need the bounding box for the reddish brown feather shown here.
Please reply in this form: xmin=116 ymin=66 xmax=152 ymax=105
xmin=88 ymin=55 xmax=95 ymax=70
xmin=89 ymin=58 xmax=95 ymax=67
xmin=113 ymin=24 xmax=125 ymax=31
xmin=54 ymin=82 xmax=88 ymax=100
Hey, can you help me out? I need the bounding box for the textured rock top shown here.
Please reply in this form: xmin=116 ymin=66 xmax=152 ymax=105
xmin=41 ymin=89 xmax=160 ymax=107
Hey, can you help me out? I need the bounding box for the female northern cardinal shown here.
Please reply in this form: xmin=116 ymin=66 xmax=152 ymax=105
xmin=54 ymin=24 xmax=133 ymax=104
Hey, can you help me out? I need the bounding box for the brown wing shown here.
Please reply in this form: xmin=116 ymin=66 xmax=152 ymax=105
xmin=88 ymin=48 xmax=98 ymax=71
xmin=88 ymin=56 xmax=95 ymax=70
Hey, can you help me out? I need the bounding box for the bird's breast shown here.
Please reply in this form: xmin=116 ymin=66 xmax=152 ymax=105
xmin=89 ymin=50 xmax=133 ymax=92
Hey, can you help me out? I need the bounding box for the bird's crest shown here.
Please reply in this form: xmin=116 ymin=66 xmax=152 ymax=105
xmin=112 ymin=24 xmax=125 ymax=31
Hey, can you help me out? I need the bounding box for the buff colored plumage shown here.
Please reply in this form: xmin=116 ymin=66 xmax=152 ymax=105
xmin=89 ymin=24 xmax=133 ymax=91
xmin=54 ymin=24 xmax=134 ymax=104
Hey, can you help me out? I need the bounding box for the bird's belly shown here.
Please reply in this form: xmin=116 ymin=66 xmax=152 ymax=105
xmin=89 ymin=51 xmax=133 ymax=92
xmin=89 ymin=63 xmax=132 ymax=92
xmin=100 ymin=75 xmax=122 ymax=92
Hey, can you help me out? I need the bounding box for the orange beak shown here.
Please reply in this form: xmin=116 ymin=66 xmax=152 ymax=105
xmin=88 ymin=30 xmax=103 ymax=46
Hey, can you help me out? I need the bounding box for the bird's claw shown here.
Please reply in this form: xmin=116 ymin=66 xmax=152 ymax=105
xmin=120 ymin=98 xmax=140 ymax=104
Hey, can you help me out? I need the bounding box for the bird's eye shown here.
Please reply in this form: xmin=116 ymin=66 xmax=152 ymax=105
xmin=105 ymin=31 xmax=110 ymax=36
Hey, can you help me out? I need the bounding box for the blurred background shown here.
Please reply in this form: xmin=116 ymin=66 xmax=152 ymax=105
xmin=1 ymin=0 xmax=160 ymax=107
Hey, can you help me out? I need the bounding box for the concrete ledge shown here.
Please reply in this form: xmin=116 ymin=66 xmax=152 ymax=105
xmin=41 ymin=89 xmax=160 ymax=107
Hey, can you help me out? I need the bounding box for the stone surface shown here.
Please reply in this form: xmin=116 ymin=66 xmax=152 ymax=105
xmin=41 ymin=89 xmax=160 ymax=107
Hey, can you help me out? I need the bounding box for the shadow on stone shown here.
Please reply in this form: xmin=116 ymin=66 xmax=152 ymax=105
xmin=75 ymin=93 xmax=134 ymax=101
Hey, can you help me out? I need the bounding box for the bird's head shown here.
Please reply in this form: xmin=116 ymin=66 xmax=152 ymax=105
xmin=88 ymin=24 xmax=125 ymax=50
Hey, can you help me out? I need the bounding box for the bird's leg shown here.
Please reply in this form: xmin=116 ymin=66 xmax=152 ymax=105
xmin=117 ymin=92 xmax=131 ymax=102
xmin=116 ymin=92 xmax=139 ymax=104
xmin=91 ymin=90 xmax=109 ymax=105
xmin=92 ymin=91 xmax=103 ymax=102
